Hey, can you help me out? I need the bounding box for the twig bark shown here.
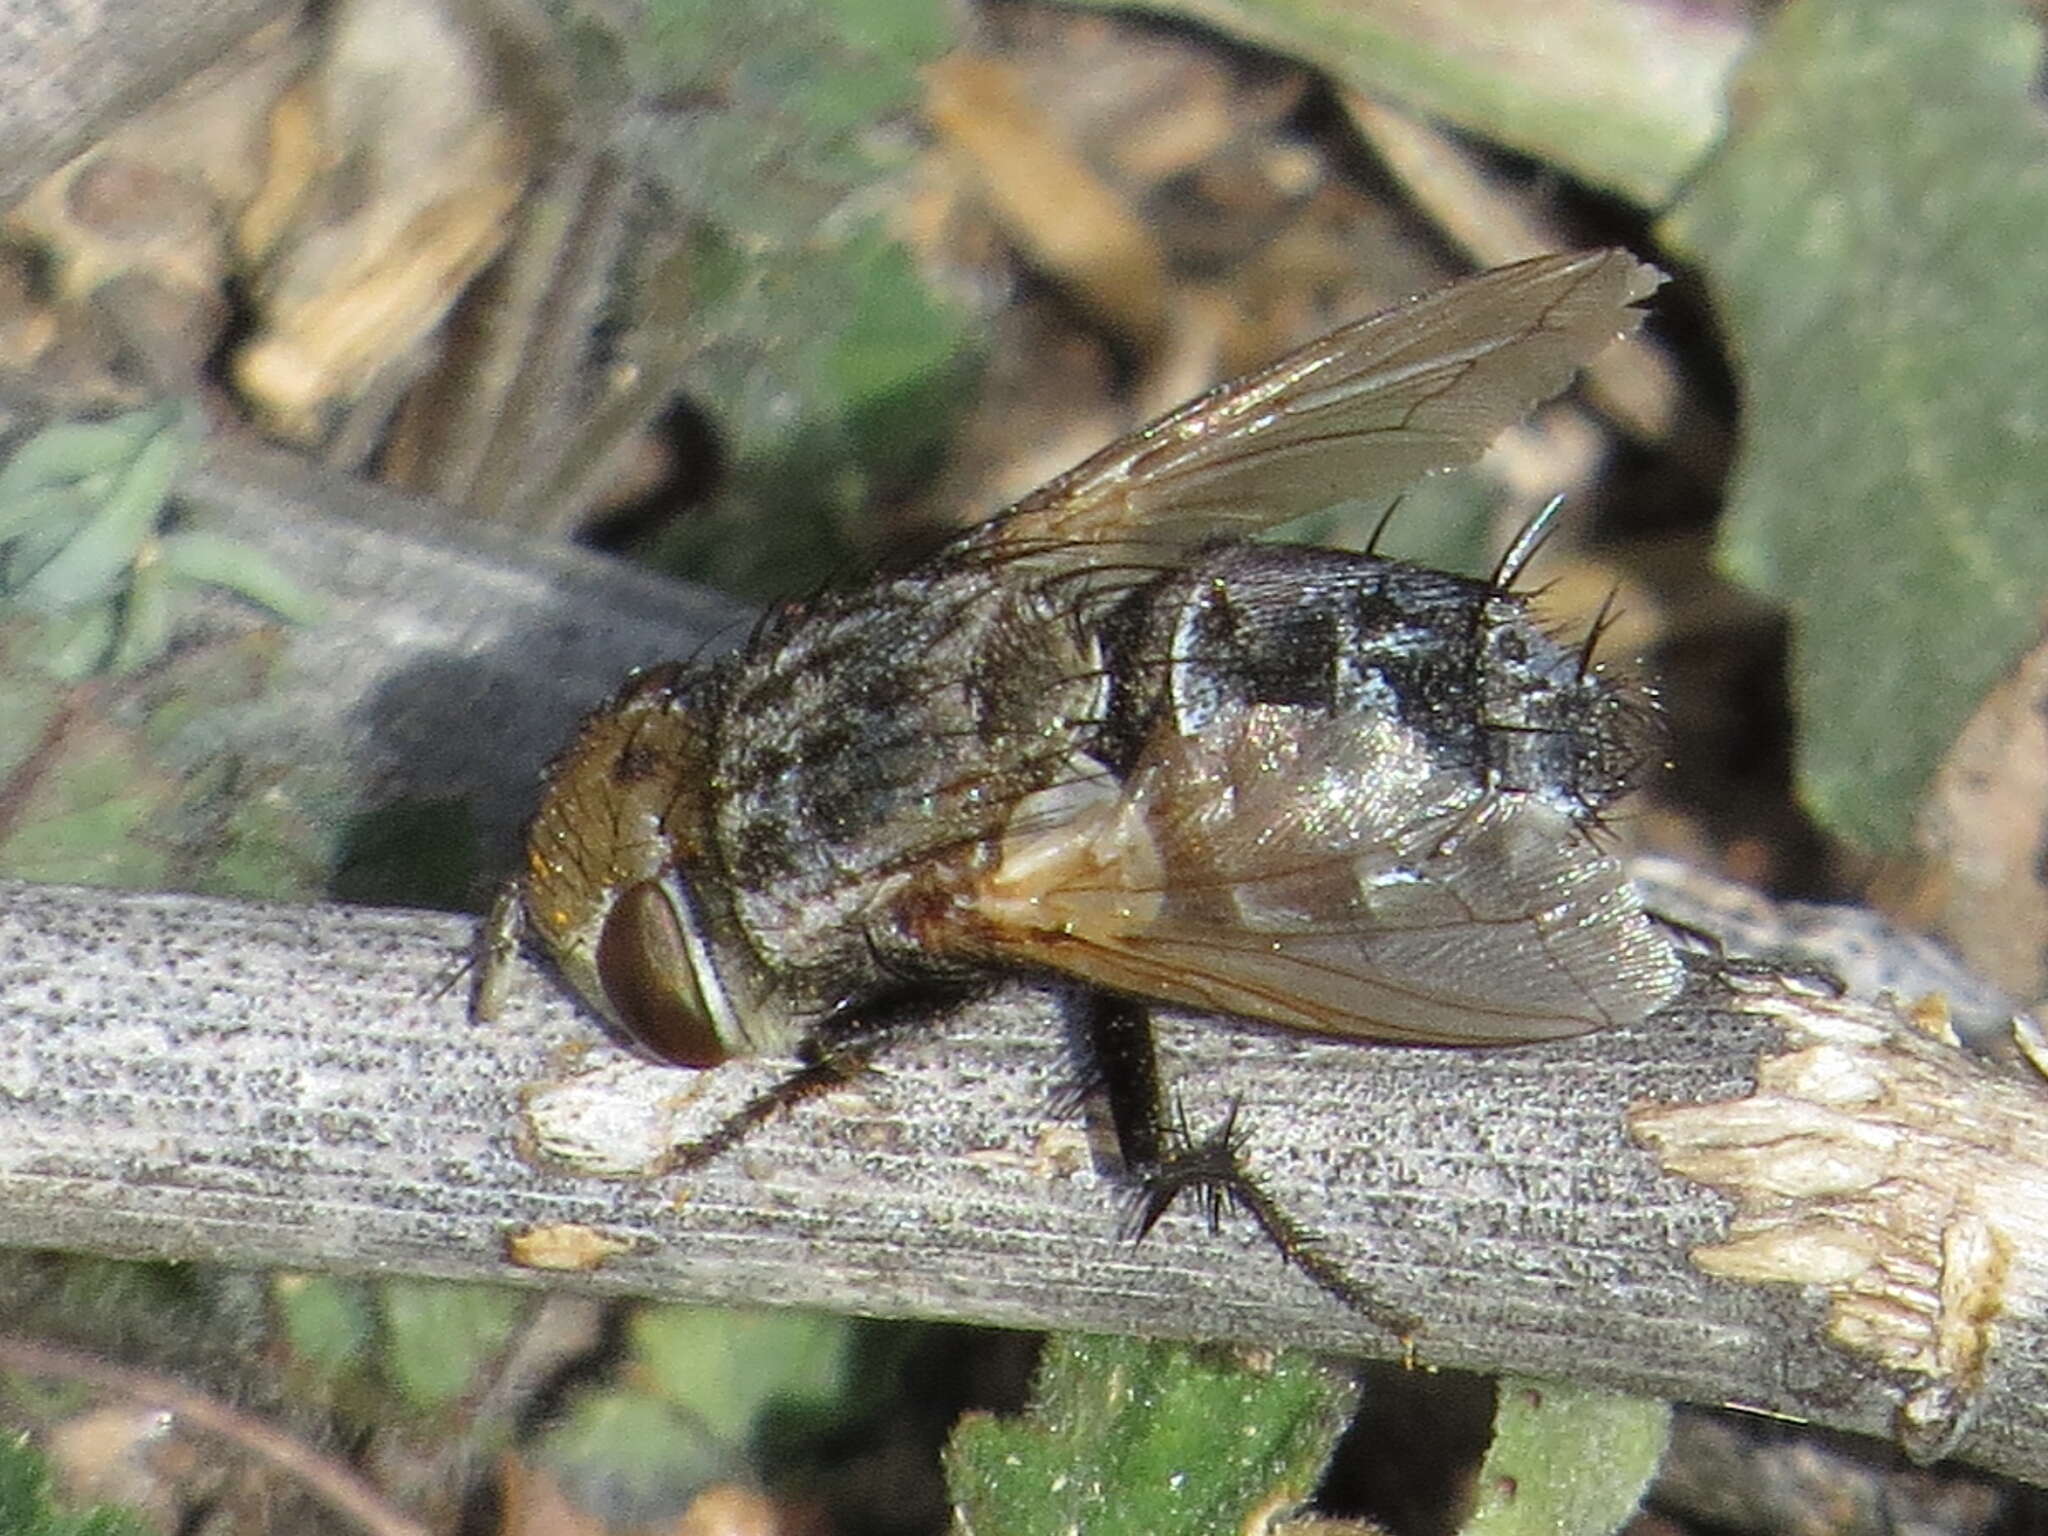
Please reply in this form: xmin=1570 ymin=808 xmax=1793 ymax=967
xmin=3 ymin=878 xmax=2048 ymax=1482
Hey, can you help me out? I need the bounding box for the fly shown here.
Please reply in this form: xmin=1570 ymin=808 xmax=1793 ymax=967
xmin=476 ymin=249 xmax=1684 ymax=1326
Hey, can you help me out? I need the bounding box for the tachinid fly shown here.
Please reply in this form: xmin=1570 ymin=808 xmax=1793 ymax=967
xmin=477 ymin=249 xmax=1685 ymax=1323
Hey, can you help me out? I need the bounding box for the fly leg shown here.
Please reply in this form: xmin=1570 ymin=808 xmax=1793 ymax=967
xmin=1084 ymin=995 xmax=1417 ymax=1335
xmin=659 ymin=994 xmax=943 ymax=1175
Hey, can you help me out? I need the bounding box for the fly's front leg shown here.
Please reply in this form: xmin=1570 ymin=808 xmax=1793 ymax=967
xmin=1083 ymin=995 xmax=1417 ymax=1335
xmin=660 ymin=993 xmax=945 ymax=1175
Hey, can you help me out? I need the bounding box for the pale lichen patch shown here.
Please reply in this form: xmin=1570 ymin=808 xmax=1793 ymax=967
xmin=520 ymin=1057 xmax=707 ymax=1177
xmin=1629 ymin=976 xmax=2048 ymax=1462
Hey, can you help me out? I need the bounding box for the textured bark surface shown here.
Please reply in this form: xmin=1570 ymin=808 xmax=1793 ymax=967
xmin=5 ymin=879 xmax=2048 ymax=1482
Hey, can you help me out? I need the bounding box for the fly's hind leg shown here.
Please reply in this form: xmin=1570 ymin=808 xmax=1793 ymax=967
xmin=1083 ymin=995 xmax=1418 ymax=1336
xmin=660 ymin=991 xmax=948 ymax=1175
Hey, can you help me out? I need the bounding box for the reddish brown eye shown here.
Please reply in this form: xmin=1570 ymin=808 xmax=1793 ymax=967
xmin=594 ymin=879 xmax=731 ymax=1067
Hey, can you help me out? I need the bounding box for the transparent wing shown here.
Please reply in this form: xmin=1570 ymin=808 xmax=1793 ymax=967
xmin=980 ymin=249 xmax=1660 ymax=558
xmin=944 ymin=706 xmax=1682 ymax=1043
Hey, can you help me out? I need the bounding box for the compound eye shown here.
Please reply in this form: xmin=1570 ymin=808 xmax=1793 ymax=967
xmin=594 ymin=879 xmax=731 ymax=1067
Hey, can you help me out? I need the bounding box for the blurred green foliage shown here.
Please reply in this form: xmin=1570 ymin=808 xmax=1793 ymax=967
xmin=276 ymin=1274 xmax=526 ymax=1419
xmin=1665 ymin=0 xmax=2048 ymax=850
xmin=535 ymin=1304 xmax=872 ymax=1528
xmin=0 ymin=623 xmax=334 ymax=896
xmin=0 ymin=408 xmax=333 ymax=896
xmin=377 ymin=1280 xmax=524 ymax=1414
xmin=626 ymin=0 xmax=979 ymax=600
xmin=274 ymin=1273 xmax=377 ymax=1380
xmin=0 ymin=1435 xmax=153 ymax=1536
xmin=0 ymin=407 xmax=314 ymax=680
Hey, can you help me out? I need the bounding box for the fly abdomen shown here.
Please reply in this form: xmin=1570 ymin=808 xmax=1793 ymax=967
xmin=1099 ymin=542 xmax=1643 ymax=836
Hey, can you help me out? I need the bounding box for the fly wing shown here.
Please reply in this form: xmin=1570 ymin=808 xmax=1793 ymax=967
xmin=980 ymin=249 xmax=1661 ymax=558
xmin=946 ymin=704 xmax=1682 ymax=1043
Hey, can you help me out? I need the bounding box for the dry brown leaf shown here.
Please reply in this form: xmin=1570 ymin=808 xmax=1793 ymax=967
xmin=923 ymin=52 xmax=1167 ymax=346
xmin=1912 ymin=628 xmax=2048 ymax=1001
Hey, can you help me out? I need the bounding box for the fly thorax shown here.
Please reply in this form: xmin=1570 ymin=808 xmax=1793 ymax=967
xmin=716 ymin=569 xmax=1108 ymax=989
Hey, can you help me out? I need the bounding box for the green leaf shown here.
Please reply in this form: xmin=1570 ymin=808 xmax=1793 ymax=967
xmin=537 ymin=1387 xmax=733 ymax=1527
xmin=1055 ymin=0 xmax=1740 ymax=205
xmin=946 ymin=1334 xmax=1355 ymax=1536
xmin=0 ymin=410 xmax=168 ymax=506
xmin=0 ymin=407 xmax=311 ymax=678
xmin=25 ymin=607 xmax=122 ymax=682
xmin=275 ymin=1274 xmax=376 ymax=1376
xmin=377 ymin=1279 xmax=521 ymax=1413
xmin=14 ymin=417 xmax=187 ymax=613
xmin=0 ymin=1434 xmax=154 ymax=1536
xmin=1661 ymin=0 xmax=2048 ymax=850
xmin=629 ymin=1304 xmax=857 ymax=1446
xmin=0 ymin=488 xmax=91 ymax=569
xmin=156 ymin=531 xmax=323 ymax=626
xmin=1462 ymin=1379 xmax=1669 ymax=1536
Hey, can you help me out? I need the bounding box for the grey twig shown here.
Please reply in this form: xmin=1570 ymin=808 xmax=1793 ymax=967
xmin=5 ymin=877 xmax=2048 ymax=1481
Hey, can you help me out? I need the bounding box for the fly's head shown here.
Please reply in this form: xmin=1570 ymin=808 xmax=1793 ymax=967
xmin=508 ymin=662 xmax=778 ymax=1067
